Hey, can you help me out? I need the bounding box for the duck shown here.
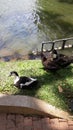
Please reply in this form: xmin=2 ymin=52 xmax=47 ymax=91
xmin=9 ymin=71 xmax=38 ymax=89
xmin=41 ymin=49 xmax=73 ymax=72
xmin=41 ymin=52 xmax=60 ymax=71
xmin=53 ymin=50 xmax=73 ymax=68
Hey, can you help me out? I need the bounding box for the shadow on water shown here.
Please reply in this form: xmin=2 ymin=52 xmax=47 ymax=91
xmin=58 ymin=0 xmax=73 ymax=4
xmin=37 ymin=9 xmax=73 ymax=39
xmin=14 ymin=65 xmax=73 ymax=111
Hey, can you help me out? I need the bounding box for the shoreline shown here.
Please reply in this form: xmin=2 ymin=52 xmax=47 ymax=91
xmin=0 ymin=52 xmax=41 ymax=62
xmin=0 ymin=47 xmax=73 ymax=62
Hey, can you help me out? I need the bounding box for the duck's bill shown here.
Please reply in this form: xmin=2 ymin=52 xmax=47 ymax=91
xmin=8 ymin=73 xmax=12 ymax=77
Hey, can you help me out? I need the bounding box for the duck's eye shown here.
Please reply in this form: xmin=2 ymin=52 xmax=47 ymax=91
xmin=9 ymin=72 xmax=12 ymax=76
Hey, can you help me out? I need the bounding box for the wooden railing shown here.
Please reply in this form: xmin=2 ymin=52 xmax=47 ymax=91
xmin=41 ymin=37 xmax=73 ymax=52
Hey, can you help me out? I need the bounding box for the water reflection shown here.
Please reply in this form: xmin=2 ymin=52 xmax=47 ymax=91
xmin=0 ymin=0 xmax=46 ymax=57
xmin=0 ymin=0 xmax=73 ymax=58
xmin=36 ymin=8 xmax=73 ymax=40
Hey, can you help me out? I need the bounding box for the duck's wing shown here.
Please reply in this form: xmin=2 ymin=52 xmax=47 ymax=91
xmin=19 ymin=76 xmax=31 ymax=83
xmin=21 ymin=79 xmax=38 ymax=89
xmin=13 ymin=76 xmax=29 ymax=88
xmin=24 ymin=78 xmax=37 ymax=85
xmin=19 ymin=77 xmax=38 ymax=89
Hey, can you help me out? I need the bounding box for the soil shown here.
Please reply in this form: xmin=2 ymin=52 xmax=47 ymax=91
xmin=0 ymin=52 xmax=41 ymax=62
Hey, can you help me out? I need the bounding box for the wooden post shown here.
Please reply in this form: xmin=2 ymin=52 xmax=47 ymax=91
xmin=41 ymin=43 xmax=44 ymax=52
xmin=52 ymin=42 xmax=54 ymax=50
xmin=62 ymin=40 xmax=66 ymax=49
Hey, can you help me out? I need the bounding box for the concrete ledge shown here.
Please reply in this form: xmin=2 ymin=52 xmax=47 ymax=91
xmin=0 ymin=94 xmax=72 ymax=120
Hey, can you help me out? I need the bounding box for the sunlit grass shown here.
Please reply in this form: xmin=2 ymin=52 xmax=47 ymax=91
xmin=0 ymin=60 xmax=73 ymax=111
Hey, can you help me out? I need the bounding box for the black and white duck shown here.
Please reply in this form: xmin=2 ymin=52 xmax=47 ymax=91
xmin=9 ymin=71 xmax=38 ymax=89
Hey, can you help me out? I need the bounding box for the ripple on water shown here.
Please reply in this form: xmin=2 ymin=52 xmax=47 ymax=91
xmin=0 ymin=10 xmax=48 ymax=58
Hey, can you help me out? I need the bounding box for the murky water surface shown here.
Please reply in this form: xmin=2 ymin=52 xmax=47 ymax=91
xmin=0 ymin=0 xmax=73 ymax=58
xmin=0 ymin=0 xmax=46 ymax=56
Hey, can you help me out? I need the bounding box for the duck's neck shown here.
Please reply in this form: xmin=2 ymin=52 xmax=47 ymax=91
xmin=14 ymin=76 xmax=20 ymax=84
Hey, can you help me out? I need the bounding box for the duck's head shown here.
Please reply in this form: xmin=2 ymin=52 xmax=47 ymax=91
xmin=9 ymin=71 xmax=19 ymax=77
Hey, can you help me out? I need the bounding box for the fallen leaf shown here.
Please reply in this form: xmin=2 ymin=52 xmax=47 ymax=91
xmin=58 ymin=86 xmax=63 ymax=93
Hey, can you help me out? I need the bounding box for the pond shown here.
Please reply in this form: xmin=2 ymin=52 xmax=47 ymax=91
xmin=0 ymin=0 xmax=73 ymax=58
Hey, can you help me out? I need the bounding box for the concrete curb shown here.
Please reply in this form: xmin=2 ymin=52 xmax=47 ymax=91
xmin=0 ymin=94 xmax=72 ymax=120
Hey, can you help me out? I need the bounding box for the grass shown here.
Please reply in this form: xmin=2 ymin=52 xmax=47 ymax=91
xmin=0 ymin=60 xmax=73 ymax=112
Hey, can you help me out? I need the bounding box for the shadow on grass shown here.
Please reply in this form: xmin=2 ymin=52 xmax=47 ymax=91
xmin=14 ymin=65 xmax=73 ymax=111
xmin=36 ymin=9 xmax=73 ymax=38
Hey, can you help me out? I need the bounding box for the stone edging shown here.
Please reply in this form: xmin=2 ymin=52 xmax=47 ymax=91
xmin=0 ymin=94 xmax=72 ymax=120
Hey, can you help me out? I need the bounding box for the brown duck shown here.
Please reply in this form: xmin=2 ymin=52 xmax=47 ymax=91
xmin=41 ymin=49 xmax=73 ymax=71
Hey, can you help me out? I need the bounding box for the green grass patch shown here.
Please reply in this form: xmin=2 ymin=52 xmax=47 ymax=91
xmin=0 ymin=60 xmax=73 ymax=111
